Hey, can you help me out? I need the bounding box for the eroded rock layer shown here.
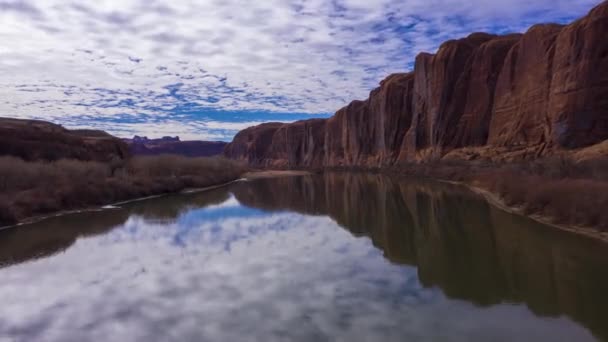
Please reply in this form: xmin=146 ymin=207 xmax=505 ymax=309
xmin=224 ymin=2 xmax=608 ymax=167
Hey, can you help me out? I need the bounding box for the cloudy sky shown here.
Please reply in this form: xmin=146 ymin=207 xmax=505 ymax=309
xmin=0 ymin=0 xmax=602 ymax=140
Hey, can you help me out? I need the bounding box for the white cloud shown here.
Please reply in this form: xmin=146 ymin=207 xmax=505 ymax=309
xmin=61 ymin=118 xmax=276 ymax=140
xmin=0 ymin=0 xmax=602 ymax=139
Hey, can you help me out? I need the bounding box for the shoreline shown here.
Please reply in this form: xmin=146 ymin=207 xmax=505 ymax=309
xmin=0 ymin=178 xmax=242 ymax=231
xmin=382 ymin=164 xmax=608 ymax=244
xmin=0 ymin=172 xmax=304 ymax=230
xmin=241 ymin=167 xmax=608 ymax=245
xmin=2 ymin=168 xmax=607 ymax=245
xmin=441 ymin=179 xmax=608 ymax=244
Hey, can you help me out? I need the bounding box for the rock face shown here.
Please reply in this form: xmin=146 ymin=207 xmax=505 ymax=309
xmin=488 ymin=24 xmax=564 ymax=150
xmin=404 ymin=33 xmax=498 ymax=160
xmin=549 ymin=3 xmax=608 ymax=148
xmin=265 ymin=119 xmax=327 ymax=168
xmin=0 ymin=118 xmax=129 ymax=162
xmin=125 ymin=136 xmax=227 ymax=157
xmin=412 ymin=34 xmax=522 ymax=154
xmin=223 ymin=122 xmax=284 ymax=165
xmin=225 ymin=2 xmax=608 ymax=167
xmin=324 ymin=73 xmax=415 ymax=167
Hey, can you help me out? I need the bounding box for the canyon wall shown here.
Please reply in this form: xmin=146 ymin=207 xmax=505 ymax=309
xmin=225 ymin=2 xmax=608 ymax=167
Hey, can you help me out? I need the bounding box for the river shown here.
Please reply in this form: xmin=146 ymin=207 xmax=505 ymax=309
xmin=0 ymin=173 xmax=607 ymax=341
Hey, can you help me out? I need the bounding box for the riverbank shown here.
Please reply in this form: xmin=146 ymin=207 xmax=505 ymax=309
xmin=242 ymin=170 xmax=313 ymax=180
xmin=382 ymin=157 xmax=608 ymax=242
xmin=0 ymin=178 xmax=243 ymax=230
xmin=0 ymin=155 xmax=246 ymax=227
xmin=254 ymin=155 xmax=608 ymax=242
xmin=462 ymin=182 xmax=608 ymax=244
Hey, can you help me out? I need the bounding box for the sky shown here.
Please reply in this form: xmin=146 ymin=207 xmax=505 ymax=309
xmin=0 ymin=0 xmax=602 ymax=141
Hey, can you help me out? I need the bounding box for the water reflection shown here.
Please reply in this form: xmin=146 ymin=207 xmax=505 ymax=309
xmin=0 ymin=173 xmax=606 ymax=341
xmin=233 ymin=174 xmax=608 ymax=340
xmin=0 ymin=210 xmax=130 ymax=268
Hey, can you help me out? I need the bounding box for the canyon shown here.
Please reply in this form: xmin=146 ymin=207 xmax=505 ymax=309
xmin=224 ymin=1 xmax=608 ymax=168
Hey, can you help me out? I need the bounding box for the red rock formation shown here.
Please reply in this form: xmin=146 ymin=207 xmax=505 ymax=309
xmin=265 ymin=119 xmax=326 ymax=168
xmin=369 ymin=73 xmax=415 ymax=164
xmin=323 ymin=100 xmax=368 ymax=166
xmin=403 ymin=33 xmax=496 ymax=160
xmin=225 ymin=73 xmax=415 ymax=168
xmin=225 ymin=1 xmax=608 ymax=167
xmin=488 ymin=24 xmax=564 ymax=150
xmin=0 ymin=118 xmax=129 ymax=162
xmin=450 ymin=34 xmax=522 ymax=148
xmin=325 ymin=73 xmax=414 ymax=167
xmin=223 ymin=122 xmax=283 ymax=165
xmin=549 ymin=2 xmax=608 ymax=148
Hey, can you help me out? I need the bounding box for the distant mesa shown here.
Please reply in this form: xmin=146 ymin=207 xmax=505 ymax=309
xmin=130 ymin=135 xmax=180 ymax=143
xmin=124 ymin=135 xmax=227 ymax=157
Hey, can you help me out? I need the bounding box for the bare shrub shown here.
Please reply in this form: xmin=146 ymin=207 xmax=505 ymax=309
xmin=392 ymin=154 xmax=608 ymax=233
xmin=0 ymin=156 xmax=30 ymax=192
xmin=127 ymin=155 xmax=244 ymax=183
xmin=0 ymin=155 xmax=246 ymax=226
xmin=0 ymin=196 xmax=16 ymax=225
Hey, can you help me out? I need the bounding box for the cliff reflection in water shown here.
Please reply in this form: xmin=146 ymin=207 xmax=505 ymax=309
xmin=0 ymin=173 xmax=607 ymax=341
xmin=232 ymin=173 xmax=608 ymax=341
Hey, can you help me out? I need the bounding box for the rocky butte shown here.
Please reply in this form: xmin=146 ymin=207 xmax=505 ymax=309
xmin=224 ymin=1 xmax=608 ymax=168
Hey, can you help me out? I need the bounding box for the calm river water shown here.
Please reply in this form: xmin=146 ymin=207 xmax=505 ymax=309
xmin=0 ymin=173 xmax=607 ymax=342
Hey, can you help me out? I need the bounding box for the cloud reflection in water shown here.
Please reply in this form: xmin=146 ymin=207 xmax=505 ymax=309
xmin=0 ymin=186 xmax=596 ymax=342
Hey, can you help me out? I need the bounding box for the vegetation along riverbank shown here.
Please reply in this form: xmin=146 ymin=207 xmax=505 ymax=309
xmin=0 ymin=118 xmax=247 ymax=227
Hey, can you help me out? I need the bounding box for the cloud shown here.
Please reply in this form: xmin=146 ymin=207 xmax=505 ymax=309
xmin=0 ymin=0 xmax=43 ymax=18
xmin=0 ymin=0 xmax=602 ymax=140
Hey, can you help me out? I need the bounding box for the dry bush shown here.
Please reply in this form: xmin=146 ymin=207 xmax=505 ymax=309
xmin=0 ymin=155 xmax=246 ymax=226
xmin=393 ymin=154 xmax=608 ymax=232
xmin=0 ymin=156 xmax=110 ymax=193
xmin=0 ymin=196 xmax=16 ymax=225
xmin=52 ymin=159 xmax=110 ymax=183
xmin=0 ymin=156 xmax=32 ymax=192
xmin=577 ymin=157 xmax=608 ymax=181
xmin=127 ymin=155 xmax=245 ymax=184
xmin=510 ymin=155 xmax=608 ymax=181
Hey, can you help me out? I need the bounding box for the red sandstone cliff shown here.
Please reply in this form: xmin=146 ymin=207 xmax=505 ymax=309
xmin=225 ymin=1 xmax=608 ymax=167
xmin=325 ymin=73 xmax=414 ymax=167
xmin=223 ymin=122 xmax=284 ymax=165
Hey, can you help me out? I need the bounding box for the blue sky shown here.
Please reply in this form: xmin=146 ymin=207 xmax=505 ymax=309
xmin=0 ymin=0 xmax=602 ymax=141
